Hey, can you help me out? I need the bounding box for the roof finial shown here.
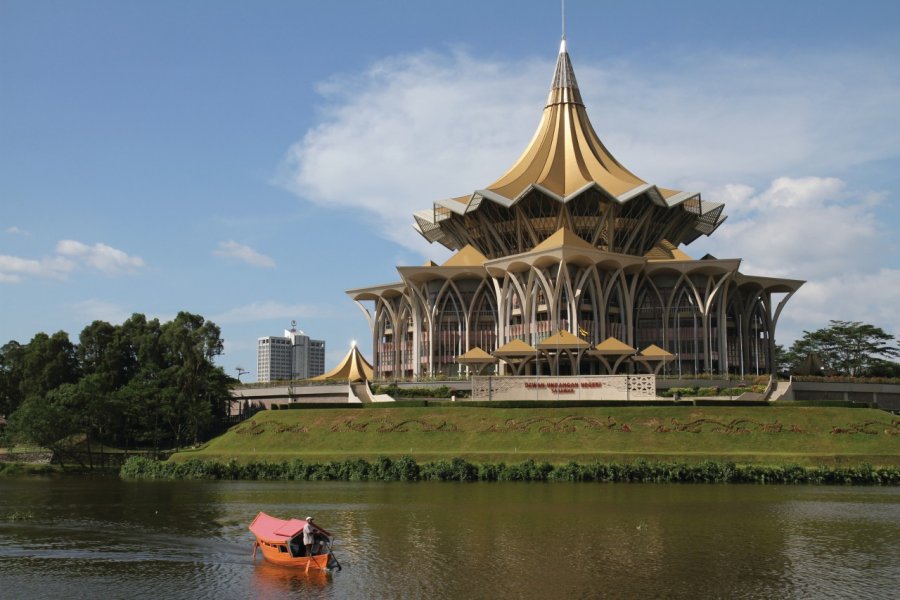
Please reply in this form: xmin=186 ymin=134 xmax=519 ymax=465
xmin=562 ymin=0 xmax=566 ymax=41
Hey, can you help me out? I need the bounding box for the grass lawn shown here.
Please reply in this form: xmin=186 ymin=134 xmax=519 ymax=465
xmin=173 ymin=405 xmax=900 ymax=467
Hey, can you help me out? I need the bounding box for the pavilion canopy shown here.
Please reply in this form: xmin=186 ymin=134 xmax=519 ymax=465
xmin=311 ymin=344 xmax=374 ymax=382
xmin=456 ymin=346 xmax=498 ymax=364
xmin=536 ymin=329 xmax=591 ymax=351
xmin=588 ymin=336 xmax=637 ymax=374
xmin=633 ymin=344 xmax=676 ymax=375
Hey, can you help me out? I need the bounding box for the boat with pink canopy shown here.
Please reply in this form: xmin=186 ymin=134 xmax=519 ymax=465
xmin=249 ymin=512 xmax=341 ymax=572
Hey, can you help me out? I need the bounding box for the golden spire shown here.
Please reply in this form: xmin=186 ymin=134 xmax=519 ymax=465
xmin=480 ymin=39 xmax=662 ymax=200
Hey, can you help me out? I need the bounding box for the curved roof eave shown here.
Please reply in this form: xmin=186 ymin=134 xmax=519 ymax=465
xmin=734 ymin=274 xmax=805 ymax=293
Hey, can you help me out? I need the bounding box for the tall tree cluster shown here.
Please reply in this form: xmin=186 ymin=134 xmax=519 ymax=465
xmin=1 ymin=312 xmax=233 ymax=458
xmin=784 ymin=320 xmax=900 ymax=377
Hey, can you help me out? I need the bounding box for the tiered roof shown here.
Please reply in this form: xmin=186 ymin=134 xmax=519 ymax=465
xmin=413 ymin=39 xmax=727 ymax=257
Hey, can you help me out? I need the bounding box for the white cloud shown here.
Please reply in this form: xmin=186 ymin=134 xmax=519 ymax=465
xmin=279 ymin=49 xmax=544 ymax=259
xmin=212 ymin=301 xmax=326 ymax=324
xmin=212 ymin=240 xmax=276 ymax=268
xmin=778 ymin=269 xmax=900 ymax=342
xmin=688 ymin=176 xmax=900 ymax=342
xmin=56 ymin=240 xmax=145 ymax=275
xmin=696 ymin=176 xmax=886 ymax=280
xmin=0 ymin=254 xmax=75 ymax=283
xmin=0 ymin=240 xmax=143 ymax=282
xmin=5 ymin=226 xmax=28 ymax=235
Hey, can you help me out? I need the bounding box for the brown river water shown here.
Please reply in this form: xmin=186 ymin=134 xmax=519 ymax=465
xmin=1 ymin=477 xmax=898 ymax=599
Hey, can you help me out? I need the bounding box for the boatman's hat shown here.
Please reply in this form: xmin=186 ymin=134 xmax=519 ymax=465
xmin=306 ymin=516 xmax=313 ymax=521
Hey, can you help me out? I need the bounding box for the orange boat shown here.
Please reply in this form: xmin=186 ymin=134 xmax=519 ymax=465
xmin=249 ymin=512 xmax=341 ymax=572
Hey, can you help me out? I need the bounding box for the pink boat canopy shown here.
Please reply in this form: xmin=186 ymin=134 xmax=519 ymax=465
xmin=249 ymin=512 xmax=307 ymax=542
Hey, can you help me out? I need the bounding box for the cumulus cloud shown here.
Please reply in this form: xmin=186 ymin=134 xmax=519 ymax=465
xmin=0 ymin=254 xmax=75 ymax=283
xmin=56 ymin=240 xmax=145 ymax=275
xmin=696 ymin=176 xmax=886 ymax=279
xmin=212 ymin=240 xmax=276 ymax=268
xmin=212 ymin=301 xmax=327 ymax=324
xmin=279 ymin=49 xmax=545 ymax=259
xmin=689 ymin=176 xmax=900 ymax=340
xmin=0 ymin=240 xmax=143 ymax=283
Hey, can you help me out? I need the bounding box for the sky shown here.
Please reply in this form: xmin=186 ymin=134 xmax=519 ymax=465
xmin=2 ymin=0 xmax=900 ymax=381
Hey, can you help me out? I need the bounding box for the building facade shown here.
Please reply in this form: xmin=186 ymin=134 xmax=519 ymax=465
xmin=348 ymin=39 xmax=803 ymax=380
xmin=256 ymin=325 xmax=326 ymax=382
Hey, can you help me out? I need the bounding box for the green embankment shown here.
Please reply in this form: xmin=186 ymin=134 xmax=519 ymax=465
xmin=173 ymin=406 xmax=900 ymax=467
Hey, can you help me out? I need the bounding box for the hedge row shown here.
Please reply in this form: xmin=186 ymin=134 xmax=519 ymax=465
xmin=119 ymin=456 xmax=900 ymax=485
xmin=268 ymin=399 xmax=774 ymax=410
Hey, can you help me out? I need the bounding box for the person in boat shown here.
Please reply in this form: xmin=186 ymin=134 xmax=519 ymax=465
xmin=303 ymin=516 xmax=317 ymax=556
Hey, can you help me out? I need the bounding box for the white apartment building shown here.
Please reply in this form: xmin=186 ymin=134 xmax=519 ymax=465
xmin=257 ymin=324 xmax=326 ymax=382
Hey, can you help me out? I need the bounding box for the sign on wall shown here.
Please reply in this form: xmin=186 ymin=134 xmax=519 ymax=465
xmin=471 ymin=375 xmax=657 ymax=401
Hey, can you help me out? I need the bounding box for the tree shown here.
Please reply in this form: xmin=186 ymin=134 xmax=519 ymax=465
xmin=0 ymin=340 xmax=26 ymax=416
xmin=5 ymin=384 xmax=84 ymax=467
xmin=158 ymin=312 xmax=229 ymax=447
xmin=19 ymin=331 xmax=80 ymax=400
xmin=787 ymin=320 xmax=900 ymax=376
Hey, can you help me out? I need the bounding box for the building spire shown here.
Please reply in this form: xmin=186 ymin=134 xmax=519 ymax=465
xmin=561 ymin=0 xmax=566 ymax=41
xmin=547 ymin=25 xmax=582 ymax=106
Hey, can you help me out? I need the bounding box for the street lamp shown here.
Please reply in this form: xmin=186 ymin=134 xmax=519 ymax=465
xmin=236 ymin=367 xmax=249 ymax=381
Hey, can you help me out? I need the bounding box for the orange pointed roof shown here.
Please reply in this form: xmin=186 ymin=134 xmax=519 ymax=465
xmin=311 ymin=343 xmax=374 ymax=382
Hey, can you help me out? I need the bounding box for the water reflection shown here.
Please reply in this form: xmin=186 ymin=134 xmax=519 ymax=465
xmin=250 ymin=560 xmax=331 ymax=597
xmin=1 ymin=478 xmax=898 ymax=599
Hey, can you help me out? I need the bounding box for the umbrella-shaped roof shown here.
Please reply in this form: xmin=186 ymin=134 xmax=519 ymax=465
xmin=311 ymin=344 xmax=374 ymax=382
xmin=638 ymin=344 xmax=674 ymax=359
xmin=493 ymin=338 xmax=538 ymax=357
xmin=456 ymin=346 xmax=498 ymax=364
xmin=592 ymin=337 xmax=637 ymax=355
xmin=536 ymin=330 xmax=591 ymax=350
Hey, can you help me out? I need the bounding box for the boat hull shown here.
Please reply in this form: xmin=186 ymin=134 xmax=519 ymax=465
xmin=253 ymin=539 xmax=333 ymax=570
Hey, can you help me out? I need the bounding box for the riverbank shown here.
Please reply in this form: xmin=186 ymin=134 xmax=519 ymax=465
xmin=173 ymin=405 xmax=900 ymax=467
xmin=120 ymin=455 xmax=900 ymax=484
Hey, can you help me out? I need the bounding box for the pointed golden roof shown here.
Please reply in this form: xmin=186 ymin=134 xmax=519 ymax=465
xmin=311 ymin=344 xmax=374 ymax=383
xmin=638 ymin=344 xmax=674 ymax=358
xmin=645 ymin=240 xmax=693 ymax=261
xmin=442 ymin=244 xmax=488 ymax=267
xmin=593 ymin=337 xmax=637 ymax=355
xmin=457 ymin=346 xmax=498 ymax=364
xmin=532 ymin=227 xmax=597 ymax=252
xmin=536 ymin=329 xmax=591 ymax=349
xmin=493 ymin=338 xmax=538 ymax=357
xmin=477 ymin=39 xmax=681 ymax=201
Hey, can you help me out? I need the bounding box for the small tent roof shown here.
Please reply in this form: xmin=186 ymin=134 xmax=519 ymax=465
xmin=638 ymin=344 xmax=674 ymax=359
xmin=493 ymin=338 xmax=538 ymax=357
xmin=457 ymin=346 xmax=498 ymax=364
xmin=536 ymin=330 xmax=591 ymax=350
xmin=592 ymin=337 xmax=637 ymax=355
xmin=311 ymin=344 xmax=374 ymax=382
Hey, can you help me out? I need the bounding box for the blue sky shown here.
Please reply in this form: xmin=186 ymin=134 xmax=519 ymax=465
xmin=2 ymin=0 xmax=900 ymax=381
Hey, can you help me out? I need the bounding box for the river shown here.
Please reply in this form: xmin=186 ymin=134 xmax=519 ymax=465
xmin=1 ymin=477 xmax=898 ymax=599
